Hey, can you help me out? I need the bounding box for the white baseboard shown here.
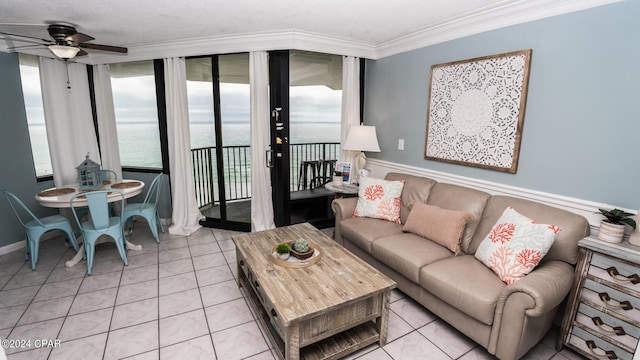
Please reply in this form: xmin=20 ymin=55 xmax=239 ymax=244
xmin=367 ymin=159 xmax=634 ymax=232
xmin=0 ymin=240 xmax=25 ymax=257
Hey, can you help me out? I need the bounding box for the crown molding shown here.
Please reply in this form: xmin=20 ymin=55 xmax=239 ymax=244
xmin=76 ymin=30 xmax=377 ymax=65
xmin=375 ymin=0 xmax=623 ymax=59
xmin=1 ymin=0 xmax=622 ymax=63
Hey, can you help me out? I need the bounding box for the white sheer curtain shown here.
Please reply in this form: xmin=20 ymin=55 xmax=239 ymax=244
xmin=250 ymin=51 xmax=275 ymax=231
xmin=92 ymin=64 xmax=122 ymax=180
xmin=341 ymin=56 xmax=360 ymax=182
xmin=39 ymin=57 xmax=100 ymax=187
xmin=164 ymin=57 xmax=204 ymax=236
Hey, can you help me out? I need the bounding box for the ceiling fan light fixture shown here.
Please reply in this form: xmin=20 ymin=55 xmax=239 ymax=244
xmin=48 ymin=44 xmax=80 ymax=59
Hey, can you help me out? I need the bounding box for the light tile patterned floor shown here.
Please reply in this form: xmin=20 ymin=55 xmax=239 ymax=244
xmin=0 ymin=224 xmax=586 ymax=360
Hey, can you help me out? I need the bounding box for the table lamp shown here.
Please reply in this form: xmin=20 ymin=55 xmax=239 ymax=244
xmin=342 ymin=125 xmax=381 ymax=183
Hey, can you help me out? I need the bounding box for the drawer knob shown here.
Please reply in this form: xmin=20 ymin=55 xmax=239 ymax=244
xmin=606 ymin=267 xmax=640 ymax=284
xmin=592 ymin=316 xmax=627 ymax=336
xmin=239 ymin=260 xmax=245 ymax=266
xmin=585 ymin=340 xmax=619 ymax=360
xmin=598 ymin=292 xmax=633 ymax=311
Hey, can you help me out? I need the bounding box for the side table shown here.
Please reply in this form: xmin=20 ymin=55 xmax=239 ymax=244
xmin=324 ymin=181 xmax=359 ymax=199
xmin=558 ymin=236 xmax=640 ymax=360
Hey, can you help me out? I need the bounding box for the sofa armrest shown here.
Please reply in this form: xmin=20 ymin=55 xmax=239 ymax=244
xmin=489 ymin=260 xmax=575 ymax=358
xmin=331 ymin=197 xmax=358 ymax=245
xmin=496 ymin=260 xmax=575 ymax=317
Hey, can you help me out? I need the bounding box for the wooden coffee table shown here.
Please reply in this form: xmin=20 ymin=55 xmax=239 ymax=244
xmin=232 ymin=222 xmax=396 ymax=360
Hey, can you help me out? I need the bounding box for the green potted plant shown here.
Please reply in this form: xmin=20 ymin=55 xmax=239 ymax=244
xmin=290 ymin=238 xmax=314 ymax=259
xmin=275 ymin=242 xmax=291 ymax=260
xmin=597 ymin=208 xmax=637 ymax=243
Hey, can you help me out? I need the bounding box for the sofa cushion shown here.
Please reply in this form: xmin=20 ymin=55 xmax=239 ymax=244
xmin=372 ymin=233 xmax=454 ymax=283
xmin=384 ymin=173 xmax=437 ymax=224
xmin=403 ymin=203 xmax=470 ymax=254
xmin=354 ymin=177 xmax=405 ymax=224
xmin=340 ymin=217 xmax=403 ymax=254
xmin=469 ymin=196 xmax=590 ymax=264
xmin=474 ymin=207 xmax=560 ymax=284
xmin=425 ymin=182 xmax=491 ymax=254
xmin=419 ymin=255 xmax=506 ymax=325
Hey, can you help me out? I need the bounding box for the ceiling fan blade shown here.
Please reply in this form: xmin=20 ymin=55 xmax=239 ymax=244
xmin=79 ymin=42 xmax=128 ymax=54
xmin=67 ymin=32 xmax=94 ymax=44
xmin=0 ymin=31 xmax=51 ymax=44
xmin=76 ymin=49 xmax=88 ymax=57
xmin=7 ymin=44 xmax=45 ymax=51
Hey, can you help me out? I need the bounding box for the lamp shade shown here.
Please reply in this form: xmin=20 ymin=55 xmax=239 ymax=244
xmin=342 ymin=125 xmax=381 ymax=152
xmin=49 ymin=45 xmax=81 ymax=59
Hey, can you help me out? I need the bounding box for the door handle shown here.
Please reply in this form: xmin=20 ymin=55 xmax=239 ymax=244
xmin=266 ymin=150 xmax=274 ymax=168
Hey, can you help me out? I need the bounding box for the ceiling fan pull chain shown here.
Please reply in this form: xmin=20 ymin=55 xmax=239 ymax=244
xmin=65 ymin=61 xmax=71 ymax=89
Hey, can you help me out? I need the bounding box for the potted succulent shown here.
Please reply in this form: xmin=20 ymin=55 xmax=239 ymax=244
xmin=275 ymin=242 xmax=291 ymax=260
xmin=290 ymin=238 xmax=314 ymax=259
xmin=597 ymin=208 xmax=637 ymax=243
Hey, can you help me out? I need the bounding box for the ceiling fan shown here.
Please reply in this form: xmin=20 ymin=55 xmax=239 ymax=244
xmin=0 ymin=23 xmax=128 ymax=59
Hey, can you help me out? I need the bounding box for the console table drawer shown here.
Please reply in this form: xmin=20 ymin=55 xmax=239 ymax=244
xmin=569 ymin=326 xmax=632 ymax=360
xmin=589 ymin=253 xmax=640 ymax=293
xmin=582 ymin=280 xmax=640 ymax=324
xmin=575 ymin=303 xmax=639 ymax=352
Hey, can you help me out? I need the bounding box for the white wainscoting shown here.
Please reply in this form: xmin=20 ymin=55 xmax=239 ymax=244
xmin=366 ymin=159 xmax=636 ymax=234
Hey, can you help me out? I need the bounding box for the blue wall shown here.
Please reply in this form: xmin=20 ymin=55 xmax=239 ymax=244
xmin=364 ymin=0 xmax=640 ymax=209
xmin=0 ymin=52 xmax=58 ymax=248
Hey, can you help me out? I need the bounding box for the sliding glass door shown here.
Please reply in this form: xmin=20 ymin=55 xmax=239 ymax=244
xmin=270 ymin=50 xmax=342 ymax=227
xmin=186 ymin=54 xmax=251 ymax=231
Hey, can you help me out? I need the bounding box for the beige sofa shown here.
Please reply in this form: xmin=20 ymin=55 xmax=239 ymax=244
xmin=331 ymin=172 xmax=590 ymax=360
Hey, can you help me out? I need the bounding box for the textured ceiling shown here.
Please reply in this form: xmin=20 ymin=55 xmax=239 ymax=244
xmin=0 ymin=0 xmax=620 ymax=62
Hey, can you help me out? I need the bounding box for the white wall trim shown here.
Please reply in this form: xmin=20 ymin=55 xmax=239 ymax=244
xmin=0 ymin=239 xmax=25 ymax=257
xmin=367 ymin=159 xmax=635 ymax=232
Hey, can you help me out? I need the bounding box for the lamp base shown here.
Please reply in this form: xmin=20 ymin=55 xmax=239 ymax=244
xmin=352 ymin=152 xmax=367 ymax=184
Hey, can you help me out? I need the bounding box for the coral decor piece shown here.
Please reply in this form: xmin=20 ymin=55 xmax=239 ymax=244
xmin=475 ymin=207 xmax=561 ymax=284
xmin=353 ymin=177 xmax=405 ymax=224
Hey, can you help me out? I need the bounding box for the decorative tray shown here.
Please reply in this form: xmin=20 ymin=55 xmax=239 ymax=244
xmin=271 ymin=242 xmax=322 ymax=268
xmin=37 ymin=188 xmax=75 ymax=197
xmin=111 ymin=181 xmax=141 ymax=189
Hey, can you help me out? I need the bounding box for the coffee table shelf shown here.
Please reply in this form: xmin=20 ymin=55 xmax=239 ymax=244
xmin=233 ymin=223 xmax=396 ymax=360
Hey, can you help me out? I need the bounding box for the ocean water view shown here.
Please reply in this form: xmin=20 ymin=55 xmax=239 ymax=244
xmin=29 ymin=121 xmax=341 ymax=175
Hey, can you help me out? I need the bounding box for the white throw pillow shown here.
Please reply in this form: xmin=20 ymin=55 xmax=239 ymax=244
xmin=475 ymin=207 xmax=561 ymax=284
xmin=354 ymin=177 xmax=405 ymax=224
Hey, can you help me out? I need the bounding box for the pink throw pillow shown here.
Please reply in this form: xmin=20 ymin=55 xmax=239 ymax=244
xmin=402 ymin=203 xmax=470 ymax=254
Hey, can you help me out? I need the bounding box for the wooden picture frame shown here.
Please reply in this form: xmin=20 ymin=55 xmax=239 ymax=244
xmin=424 ymin=49 xmax=532 ymax=173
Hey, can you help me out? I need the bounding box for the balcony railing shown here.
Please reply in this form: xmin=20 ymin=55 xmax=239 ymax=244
xmin=191 ymin=142 xmax=340 ymax=208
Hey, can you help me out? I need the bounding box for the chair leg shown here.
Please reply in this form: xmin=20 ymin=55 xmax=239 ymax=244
xmin=156 ymin=212 xmax=165 ymax=234
xmin=85 ymin=243 xmax=95 ymax=275
xmin=29 ymin=236 xmax=39 ymax=271
xmin=148 ymin=216 xmax=160 ymax=244
xmin=23 ymin=234 xmax=30 ymax=262
xmin=114 ymin=234 xmax=129 ymax=266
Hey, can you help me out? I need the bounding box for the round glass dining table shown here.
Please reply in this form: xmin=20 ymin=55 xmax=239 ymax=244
xmin=35 ymin=179 xmax=145 ymax=268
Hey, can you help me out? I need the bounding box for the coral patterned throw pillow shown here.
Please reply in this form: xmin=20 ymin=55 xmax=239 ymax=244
xmin=354 ymin=177 xmax=405 ymax=223
xmin=475 ymin=207 xmax=561 ymax=284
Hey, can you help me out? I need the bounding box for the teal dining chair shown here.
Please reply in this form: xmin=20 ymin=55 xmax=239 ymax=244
xmin=70 ymin=190 xmax=128 ymax=275
xmin=122 ymin=173 xmax=165 ymax=243
xmin=2 ymin=189 xmax=79 ymax=270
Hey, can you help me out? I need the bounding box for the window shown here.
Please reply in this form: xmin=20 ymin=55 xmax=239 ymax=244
xmin=18 ymin=53 xmax=52 ymax=178
xmin=110 ymin=60 xmax=162 ymax=169
xmin=289 ymin=50 xmax=342 ymax=144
